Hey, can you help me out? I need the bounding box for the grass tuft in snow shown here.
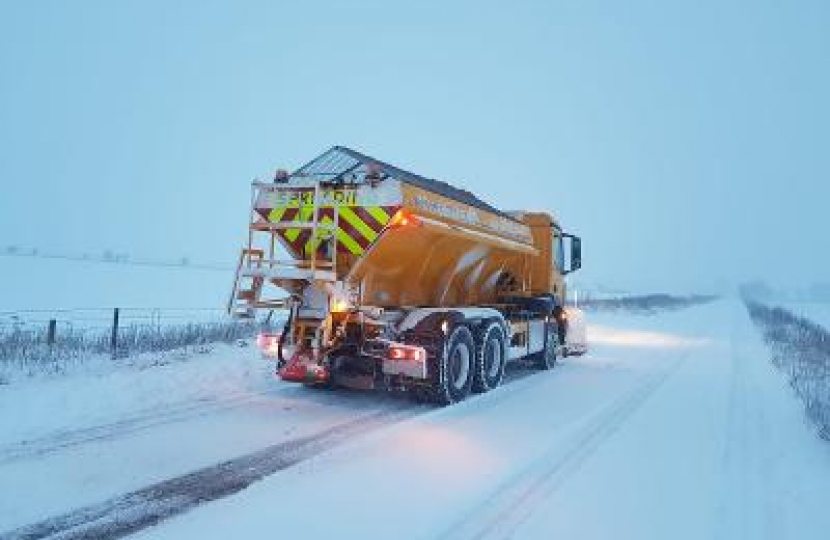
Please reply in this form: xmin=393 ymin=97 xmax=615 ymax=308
xmin=745 ymin=300 xmax=830 ymax=440
xmin=0 ymin=320 xmax=259 ymax=381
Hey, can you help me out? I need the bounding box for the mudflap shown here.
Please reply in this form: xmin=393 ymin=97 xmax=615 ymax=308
xmin=328 ymin=355 xmax=377 ymax=391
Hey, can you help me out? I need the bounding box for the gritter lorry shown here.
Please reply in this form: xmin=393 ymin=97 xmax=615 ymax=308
xmin=229 ymin=146 xmax=585 ymax=405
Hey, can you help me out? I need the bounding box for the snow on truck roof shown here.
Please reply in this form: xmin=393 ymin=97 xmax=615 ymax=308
xmin=294 ymin=146 xmax=519 ymax=222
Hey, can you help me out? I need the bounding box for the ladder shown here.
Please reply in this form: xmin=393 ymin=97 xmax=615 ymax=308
xmin=228 ymin=181 xmax=341 ymax=318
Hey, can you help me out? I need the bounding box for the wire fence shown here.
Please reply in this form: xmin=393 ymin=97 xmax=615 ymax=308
xmin=0 ymin=307 xmax=231 ymax=331
xmin=0 ymin=307 xmax=278 ymax=380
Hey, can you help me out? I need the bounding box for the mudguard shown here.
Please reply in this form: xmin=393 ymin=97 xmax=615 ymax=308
xmin=564 ymin=307 xmax=588 ymax=356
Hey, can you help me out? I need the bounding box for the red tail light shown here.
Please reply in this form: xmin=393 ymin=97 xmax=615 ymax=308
xmin=387 ymin=344 xmax=427 ymax=362
xmin=256 ymin=333 xmax=280 ymax=356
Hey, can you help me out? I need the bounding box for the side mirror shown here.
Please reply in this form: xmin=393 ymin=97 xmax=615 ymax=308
xmin=563 ymin=233 xmax=581 ymax=274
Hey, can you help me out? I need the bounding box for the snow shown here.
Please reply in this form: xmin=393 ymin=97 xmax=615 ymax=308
xmin=0 ymin=343 xmax=269 ymax=447
xmin=510 ymin=300 xmax=830 ymax=540
xmin=3 ymin=298 xmax=830 ymax=539
xmin=0 ymin=341 xmax=406 ymax=531
xmin=126 ymin=298 xmax=830 ymax=540
xmin=779 ymin=300 xmax=830 ymax=330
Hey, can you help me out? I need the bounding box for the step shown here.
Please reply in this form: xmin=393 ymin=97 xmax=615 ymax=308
xmin=236 ymin=289 xmax=258 ymax=301
xmin=230 ymin=308 xmax=255 ymax=319
xmin=232 ymin=297 xmax=290 ymax=308
xmin=240 ymin=267 xmax=336 ymax=282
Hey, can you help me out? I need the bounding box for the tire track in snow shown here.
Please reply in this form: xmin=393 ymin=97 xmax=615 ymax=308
xmin=440 ymin=355 xmax=686 ymax=540
xmin=715 ymin=313 xmax=751 ymax=540
xmin=0 ymin=362 xmax=540 ymax=539
xmin=0 ymin=405 xmax=419 ymax=540
xmin=0 ymin=391 xmax=272 ymax=464
xmin=716 ymin=305 xmax=785 ymax=540
xmin=0 ymin=362 xmax=540 ymax=465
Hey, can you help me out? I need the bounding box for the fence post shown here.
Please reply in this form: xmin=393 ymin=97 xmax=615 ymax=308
xmin=47 ymin=319 xmax=56 ymax=353
xmin=111 ymin=308 xmax=120 ymax=359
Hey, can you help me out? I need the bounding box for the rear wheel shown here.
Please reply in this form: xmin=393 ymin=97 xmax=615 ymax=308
xmin=428 ymin=324 xmax=475 ymax=405
xmin=473 ymin=321 xmax=507 ymax=392
xmin=534 ymin=322 xmax=559 ymax=370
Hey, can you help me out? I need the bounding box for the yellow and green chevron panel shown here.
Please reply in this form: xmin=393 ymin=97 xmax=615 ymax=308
xmin=256 ymin=200 xmax=398 ymax=257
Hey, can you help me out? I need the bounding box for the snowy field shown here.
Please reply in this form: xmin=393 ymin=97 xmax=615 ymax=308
xmin=0 ymin=257 xmax=234 ymax=339
xmin=1 ymin=299 xmax=830 ymax=539
xmin=0 ymin=257 xmax=265 ymax=384
xmin=0 ymin=257 xmax=233 ymax=315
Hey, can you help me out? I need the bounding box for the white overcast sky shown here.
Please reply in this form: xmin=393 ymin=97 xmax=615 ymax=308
xmin=1 ymin=0 xmax=828 ymax=300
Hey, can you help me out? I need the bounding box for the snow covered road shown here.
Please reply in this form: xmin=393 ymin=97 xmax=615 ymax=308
xmin=0 ymin=387 xmax=427 ymax=536
xmin=3 ymin=299 xmax=830 ymax=540
xmin=4 ymin=408 xmax=416 ymax=540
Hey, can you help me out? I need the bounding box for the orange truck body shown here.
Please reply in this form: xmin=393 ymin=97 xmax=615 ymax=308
xmin=230 ymin=146 xmax=583 ymax=404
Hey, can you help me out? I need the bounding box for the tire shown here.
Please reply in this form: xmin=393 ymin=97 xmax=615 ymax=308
xmin=534 ymin=322 xmax=558 ymax=370
xmin=428 ymin=324 xmax=475 ymax=405
xmin=407 ymin=385 xmax=433 ymax=404
xmin=472 ymin=321 xmax=507 ymax=392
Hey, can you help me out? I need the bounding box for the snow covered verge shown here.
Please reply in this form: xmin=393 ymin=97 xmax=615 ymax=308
xmin=580 ymin=293 xmax=717 ymax=315
xmin=745 ymin=300 xmax=830 ymax=440
xmin=0 ymin=339 xmax=274 ymax=447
